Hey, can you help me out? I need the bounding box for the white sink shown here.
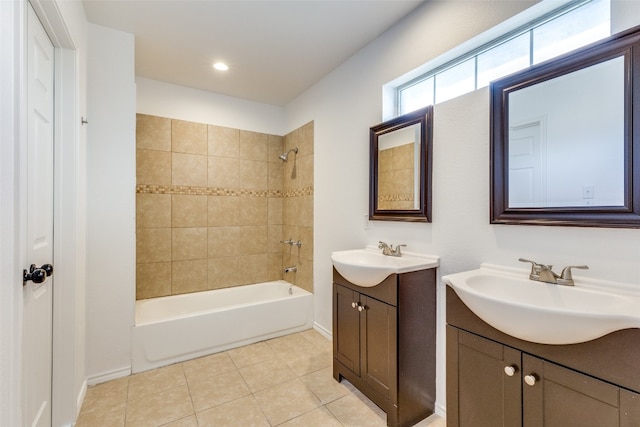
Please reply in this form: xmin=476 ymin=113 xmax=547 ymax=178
xmin=443 ymin=264 xmax=640 ymax=345
xmin=331 ymin=246 xmax=439 ymax=287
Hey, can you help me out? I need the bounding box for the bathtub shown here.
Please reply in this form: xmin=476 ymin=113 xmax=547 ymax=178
xmin=131 ymin=280 xmax=313 ymax=373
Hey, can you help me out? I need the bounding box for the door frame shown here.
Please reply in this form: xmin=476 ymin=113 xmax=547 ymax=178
xmin=1 ymin=1 xmax=83 ymax=425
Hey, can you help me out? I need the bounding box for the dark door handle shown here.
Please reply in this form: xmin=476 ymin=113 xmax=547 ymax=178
xmin=23 ymin=263 xmax=53 ymax=285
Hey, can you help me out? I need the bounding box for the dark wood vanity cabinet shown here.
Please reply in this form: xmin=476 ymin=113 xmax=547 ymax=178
xmin=447 ymin=286 xmax=640 ymax=427
xmin=333 ymin=268 xmax=437 ymax=427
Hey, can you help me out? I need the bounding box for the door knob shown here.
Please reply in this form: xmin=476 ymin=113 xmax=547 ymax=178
xmin=524 ymin=374 xmax=537 ymax=386
xmin=23 ymin=263 xmax=53 ymax=285
xmin=504 ymin=365 xmax=517 ymax=377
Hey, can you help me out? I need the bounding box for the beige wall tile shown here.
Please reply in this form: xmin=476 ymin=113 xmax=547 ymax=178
xmin=137 ymin=149 xmax=171 ymax=185
xmin=172 ymin=195 xmax=207 ymax=227
xmin=379 ymin=148 xmax=393 ymax=173
xmin=172 ymin=259 xmax=208 ymax=294
xmin=268 ymin=162 xmax=283 ymax=191
xmin=237 ymin=254 xmax=268 ymax=284
xmin=208 ymin=195 xmax=240 ymax=226
xmin=298 ymin=154 xmax=314 ymax=189
xmin=136 ymin=262 xmax=171 ymax=300
xmin=239 ymin=159 xmax=268 ymax=190
xmin=268 ymin=198 xmax=283 ymax=225
xmin=268 ymin=253 xmax=283 ymax=281
xmin=172 ymin=153 xmax=207 ymax=187
xmin=208 ymin=156 xmax=239 ymax=188
xmin=298 ymin=226 xmax=313 ymax=261
xmin=282 ymin=158 xmax=298 ymax=190
xmin=137 ymin=193 xmax=171 ymax=228
xmin=172 ymin=119 xmax=207 ymax=155
xmin=208 ymin=125 xmax=239 ymax=158
xmin=137 ymin=114 xmax=171 ymax=151
xmin=208 ymin=226 xmax=241 ymax=258
xmin=238 ymin=197 xmax=268 ymax=226
xmin=240 ymin=130 xmax=268 ymax=161
xmin=137 ymin=228 xmax=171 ymax=263
xmin=267 ymin=225 xmax=283 ymax=254
xmin=268 ymin=135 xmax=284 ymax=164
xmin=238 ymin=226 xmax=267 ymax=255
xmin=283 ymin=128 xmax=299 ymax=155
xmin=393 ymin=142 xmax=414 ymax=171
xmin=172 ymin=227 xmax=207 ymax=261
xmin=208 ymin=257 xmax=241 ymax=289
xmin=300 ymin=195 xmax=314 ymax=228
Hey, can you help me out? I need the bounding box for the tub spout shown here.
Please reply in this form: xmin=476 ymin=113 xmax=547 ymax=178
xmin=284 ymin=266 xmax=297 ymax=274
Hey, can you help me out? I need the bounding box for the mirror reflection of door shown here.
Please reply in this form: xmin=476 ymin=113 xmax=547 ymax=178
xmin=508 ymin=120 xmax=546 ymax=207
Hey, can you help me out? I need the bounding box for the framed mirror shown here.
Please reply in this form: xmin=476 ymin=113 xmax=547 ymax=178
xmin=490 ymin=26 xmax=640 ymax=228
xmin=370 ymin=105 xmax=433 ymax=222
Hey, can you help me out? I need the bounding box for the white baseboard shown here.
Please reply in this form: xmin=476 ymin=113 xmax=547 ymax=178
xmin=313 ymin=322 xmax=332 ymax=340
xmin=435 ymin=402 xmax=447 ymax=419
xmin=86 ymin=366 xmax=132 ymax=386
xmin=74 ymin=379 xmax=87 ymax=423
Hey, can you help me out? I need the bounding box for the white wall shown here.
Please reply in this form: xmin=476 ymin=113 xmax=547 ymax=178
xmin=137 ymin=77 xmax=285 ymax=134
xmin=86 ymin=23 xmax=136 ymax=383
xmin=284 ymin=0 xmax=640 ymax=415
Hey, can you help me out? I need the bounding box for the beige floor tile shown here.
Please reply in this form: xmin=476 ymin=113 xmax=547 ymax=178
xmin=125 ymin=383 xmax=194 ymax=427
xmin=227 ymin=341 xmax=277 ymax=368
xmin=76 ymin=406 xmax=125 ymax=427
xmin=265 ymin=332 xmax=315 ymax=357
xmin=299 ymin=328 xmax=331 ymax=349
xmin=239 ymin=358 xmax=297 ymax=393
xmin=159 ymin=415 xmax=198 ymax=427
xmin=254 ymin=378 xmax=322 ymax=425
xmin=196 ymin=395 xmax=270 ymax=427
xmin=187 ymin=368 xmax=251 ymax=412
xmin=299 ymin=367 xmax=350 ymax=404
xmin=277 ymin=406 xmax=343 ymax=427
xmin=326 ymin=394 xmax=386 ymax=427
xmin=80 ymin=376 xmax=128 ymax=416
xmin=128 ymin=363 xmax=186 ymax=401
xmin=285 ymin=348 xmax=332 ymax=376
xmin=182 ymin=351 xmax=237 ymax=381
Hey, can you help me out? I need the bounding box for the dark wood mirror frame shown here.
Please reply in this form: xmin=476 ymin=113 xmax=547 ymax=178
xmin=369 ymin=105 xmax=433 ymax=222
xmin=490 ymin=25 xmax=640 ymax=228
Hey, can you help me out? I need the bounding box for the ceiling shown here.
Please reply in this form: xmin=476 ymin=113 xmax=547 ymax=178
xmin=83 ymin=0 xmax=425 ymax=106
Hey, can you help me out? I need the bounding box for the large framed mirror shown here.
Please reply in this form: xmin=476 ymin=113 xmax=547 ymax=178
xmin=491 ymin=25 xmax=640 ymax=228
xmin=370 ymin=105 xmax=433 ymax=222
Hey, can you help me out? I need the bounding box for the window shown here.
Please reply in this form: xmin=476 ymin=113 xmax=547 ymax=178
xmin=397 ymin=0 xmax=610 ymax=116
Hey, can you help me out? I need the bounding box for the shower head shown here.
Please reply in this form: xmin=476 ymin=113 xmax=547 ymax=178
xmin=278 ymin=147 xmax=298 ymax=162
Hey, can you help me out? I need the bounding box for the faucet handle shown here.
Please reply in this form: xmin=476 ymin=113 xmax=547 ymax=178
xmin=560 ymin=265 xmax=589 ymax=280
xmin=519 ymin=258 xmax=541 ymax=274
xmin=378 ymin=241 xmax=388 ymax=249
xmin=394 ymin=244 xmax=407 ymax=256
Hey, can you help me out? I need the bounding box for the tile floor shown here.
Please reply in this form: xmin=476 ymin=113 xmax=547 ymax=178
xmin=76 ymin=329 xmax=445 ymax=427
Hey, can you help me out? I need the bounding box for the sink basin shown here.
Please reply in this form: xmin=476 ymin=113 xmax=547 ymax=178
xmin=331 ymin=246 xmax=439 ymax=287
xmin=443 ymin=264 xmax=640 ymax=345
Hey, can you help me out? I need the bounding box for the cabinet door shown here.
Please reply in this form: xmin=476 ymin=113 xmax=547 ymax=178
xmin=522 ymin=354 xmax=627 ymax=427
xmin=361 ymin=295 xmax=397 ymax=402
xmin=447 ymin=327 xmax=521 ymax=427
xmin=334 ymin=284 xmax=361 ymax=375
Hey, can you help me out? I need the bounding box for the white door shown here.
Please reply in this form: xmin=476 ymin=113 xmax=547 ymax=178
xmin=508 ymin=121 xmax=546 ymax=207
xmin=22 ymin=4 xmax=55 ymax=426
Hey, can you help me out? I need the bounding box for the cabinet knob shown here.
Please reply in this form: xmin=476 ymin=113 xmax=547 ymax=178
xmin=351 ymin=302 xmax=357 ymax=309
xmin=524 ymin=374 xmax=537 ymax=386
xmin=357 ymin=304 xmax=365 ymax=312
xmin=504 ymin=365 xmax=517 ymax=377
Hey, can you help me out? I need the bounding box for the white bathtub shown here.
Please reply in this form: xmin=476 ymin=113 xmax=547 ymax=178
xmin=131 ymin=280 xmax=313 ymax=373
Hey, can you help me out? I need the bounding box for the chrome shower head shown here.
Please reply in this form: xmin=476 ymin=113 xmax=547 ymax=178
xmin=279 ymin=147 xmax=298 ymax=162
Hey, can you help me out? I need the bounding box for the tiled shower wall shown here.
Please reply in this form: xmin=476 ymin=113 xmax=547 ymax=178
xmin=135 ymin=114 xmax=314 ymax=299
xmin=378 ymin=143 xmax=414 ymax=210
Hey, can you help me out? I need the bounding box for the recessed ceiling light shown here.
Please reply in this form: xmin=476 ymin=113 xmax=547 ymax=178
xmin=213 ymin=62 xmax=229 ymax=71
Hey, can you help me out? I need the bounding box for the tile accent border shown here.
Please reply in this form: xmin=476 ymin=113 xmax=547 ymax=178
xmin=136 ymin=184 xmax=313 ymax=198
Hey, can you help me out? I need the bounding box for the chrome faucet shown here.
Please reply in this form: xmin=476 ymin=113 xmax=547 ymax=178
xmin=519 ymin=258 xmax=589 ymax=286
xmin=378 ymin=241 xmax=406 ymax=257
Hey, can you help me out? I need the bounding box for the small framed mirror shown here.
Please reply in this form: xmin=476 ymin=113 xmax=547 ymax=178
xmin=370 ymin=105 xmax=433 ymax=222
xmin=491 ymin=26 xmax=640 ymax=228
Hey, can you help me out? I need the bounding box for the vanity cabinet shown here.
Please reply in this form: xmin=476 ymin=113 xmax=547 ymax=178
xmin=447 ymin=286 xmax=640 ymax=427
xmin=333 ymin=267 xmax=437 ymax=427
